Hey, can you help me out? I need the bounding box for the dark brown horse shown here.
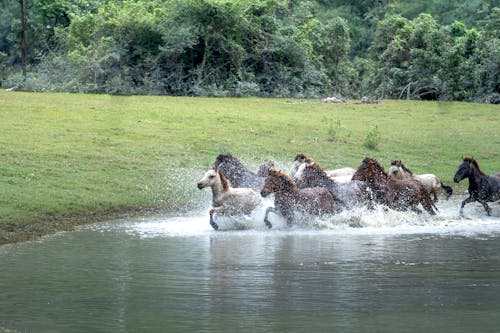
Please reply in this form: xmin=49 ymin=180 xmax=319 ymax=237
xmin=453 ymin=157 xmax=500 ymax=216
xmin=293 ymin=160 xmax=372 ymax=210
xmin=352 ymin=157 xmax=436 ymax=215
xmin=214 ymin=153 xmax=275 ymax=191
xmin=260 ymin=168 xmax=337 ymax=228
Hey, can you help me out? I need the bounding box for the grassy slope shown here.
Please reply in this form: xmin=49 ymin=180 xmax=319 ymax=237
xmin=0 ymin=91 xmax=499 ymax=243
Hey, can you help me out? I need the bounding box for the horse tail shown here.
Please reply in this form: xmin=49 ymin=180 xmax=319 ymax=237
xmin=441 ymin=182 xmax=453 ymax=200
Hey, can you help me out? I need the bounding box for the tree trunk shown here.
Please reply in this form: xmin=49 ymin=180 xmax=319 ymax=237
xmin=19 ymin=0 xmax=27 ymax=80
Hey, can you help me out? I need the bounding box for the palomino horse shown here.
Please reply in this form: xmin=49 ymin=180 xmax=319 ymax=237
xmin=214 ymin=153 xmax=275 ymax=191
xmin=453 ymin=157 xmax=500 ymax=216
xmin=388 ymin=160 xmax=453 ymax=202
xmin=352 ymin=157 xmax=436 ymax=215
xmin=293 ymin=160 xmax=372 ymax=210
xmin=260 ymin=168 xmax=337 ymax=228
xmin=197 ymin=165 xmax=262 ymax=230
xmin=290 ymin=153 xmax=355 ymax=184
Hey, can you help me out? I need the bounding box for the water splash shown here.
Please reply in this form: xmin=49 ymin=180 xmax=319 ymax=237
xmin=90 ymin=196 xmax=500 ymax=239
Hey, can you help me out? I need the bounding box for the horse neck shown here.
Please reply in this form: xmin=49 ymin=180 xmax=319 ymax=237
xmin=369 ymin=168 xmax=389 ymax=190
xmin=210 ymin=173 xmax=230 ymax=203
xmin=314 ymin=169 xmax=337 ymax=189
xmin=468 ymin=162 xmax=487 ymax=188
xmin=274 ymin=176 xmax=298 ymax=199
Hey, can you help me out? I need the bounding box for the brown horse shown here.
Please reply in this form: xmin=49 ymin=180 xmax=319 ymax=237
xmin=293 ymin=160 xmax=372 ymax=210
xmin=260 ymin=167 xmax=337 ymax=228
xmin=352 ymin=157 xmax=436 ymax=215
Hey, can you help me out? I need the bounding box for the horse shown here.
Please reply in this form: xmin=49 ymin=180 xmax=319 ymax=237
xmin=293 ymin=160 xmax=372 ymax=210
xmin=388 ymin=160 xmax=453 ymax=202
xmin=289 ymin=153 xmax=355 ymax=184
xmin=197 ymin=165 xmax=262 ymax=230
xmin=214 ymin=153 xmax=275 ymax=191
xmin=453 ymin=157 xmax=500 ymax=216
xmin=352 ymin=157 xmax=436 ymax=215
xmin=260 ymin=167 xmax=337 ymax=228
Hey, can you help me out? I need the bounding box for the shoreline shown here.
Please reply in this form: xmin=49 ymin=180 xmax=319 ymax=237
xmin=0 ymin=207 xmax=171 ymax=246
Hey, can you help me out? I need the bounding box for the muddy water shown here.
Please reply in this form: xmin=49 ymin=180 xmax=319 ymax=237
xmin=1 ymin=196 xmax=500 ymax=333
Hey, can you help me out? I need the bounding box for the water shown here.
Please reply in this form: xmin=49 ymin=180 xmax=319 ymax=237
xmin=1 ymin=197 xmax=500 ymax=333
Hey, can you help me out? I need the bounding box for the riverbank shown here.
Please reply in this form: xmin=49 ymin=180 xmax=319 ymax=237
xmin=1 ymin=91 xmax=498 ymax=245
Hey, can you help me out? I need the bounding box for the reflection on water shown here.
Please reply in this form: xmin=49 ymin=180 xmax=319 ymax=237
xmin=1 ymin=197 xmax=500 ymax=333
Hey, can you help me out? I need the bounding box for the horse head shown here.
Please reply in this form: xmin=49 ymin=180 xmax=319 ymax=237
xmin=256 ymin=160 xmax=276 ymax=177
xmin=387 ymin=165 xmax=401 ymax=178
xmin=294 ymin=153 xmax=314 ymax=164
xmin=352 ymin=157 xmax=388 ymax=185
xmin=261 ymin=167 xmax=297 ymax=197
xmin=454 ymin=156 xmax=481 ymax=183
xmin=388 ymin=160 xmax=413 ymax=179
xmin=197 ymin=165 xmax=230 ymax=190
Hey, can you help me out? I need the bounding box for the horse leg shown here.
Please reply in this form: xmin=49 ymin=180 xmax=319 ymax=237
xmin=478 ymin=200 xmax=492 ymax=216
xmin=421 ymin=193 xmax=436 ymax=215
xmin=459 ymin=196 xmax=475 ymax=216
xmin=209 ymin=208 xmax=219 ymax=230
xmin=263 ymin=206 xmax=275 ymax=229
xmin=431 ymin=189 xmax=439 ymax=202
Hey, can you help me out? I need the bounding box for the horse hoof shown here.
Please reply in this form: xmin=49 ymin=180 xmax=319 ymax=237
xmin=210 ymin=222 xmax=219 ymax=230
xmin=265 ymin=221 xmax=272 ymax=229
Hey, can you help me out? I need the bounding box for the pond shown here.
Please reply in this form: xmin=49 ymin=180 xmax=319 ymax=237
xmin=1 ymin=197 xmax=500 ymax=333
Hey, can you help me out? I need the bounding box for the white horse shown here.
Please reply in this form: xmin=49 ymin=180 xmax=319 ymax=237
xmin=290 ymin=153 xmax=355 ymax=184
xmin=197 ymin=165 xmax=262 ymax=230
xmin=388 ymin=160 xmax=453 ymax=202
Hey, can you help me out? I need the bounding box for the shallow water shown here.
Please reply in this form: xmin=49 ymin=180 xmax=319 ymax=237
xmin=1 ymin=196 xmax=500 ymax=333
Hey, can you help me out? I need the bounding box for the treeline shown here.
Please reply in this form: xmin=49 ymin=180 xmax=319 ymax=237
xmin=1 ymin=0 xmax=498 ymax=102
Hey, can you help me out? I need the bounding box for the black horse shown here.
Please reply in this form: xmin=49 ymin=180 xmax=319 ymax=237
xmin=453 ymin=157 xmax=500 ymax=216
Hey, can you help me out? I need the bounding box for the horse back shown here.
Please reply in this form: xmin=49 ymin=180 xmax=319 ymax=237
xmin=482 ymin=173 xmax=500 ymax=201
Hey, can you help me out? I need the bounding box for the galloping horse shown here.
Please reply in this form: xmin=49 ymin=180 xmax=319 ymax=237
xmin=388 ymin=160 xmax=453 ymax=202
xmin=197 ymin=165 xmax=262 ymax=230
xmin=453 ymin=157 xmax=500 ymax=216
xmin=260 ymin=168 xmax=337 ymax=228
xmin=290 ymin=153 xmax=355 ymax=184
xmin=214 ymin=153 xmax=275 ymax=191
xmin=352 ymin=157 xmax=436 ymax=215
xmin=294 ymin=160 xmax=372 ymax=210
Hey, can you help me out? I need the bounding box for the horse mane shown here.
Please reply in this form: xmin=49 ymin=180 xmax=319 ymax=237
xmin=215 ymin=153 xmax=257 ymax=180
xmin=463 ymin=156 xmax=484 ymax=174
xmin=363 ymin=157 xmax=387 ymax=176
xmin=269 ymin=167 xmax=298 ymax=191
xmin=257 ymin=160 xmax=276 ymax=177
xmin=213 ymin=165 xmax=231 ymax=191
xmin=216 ymin=153 xmax=243 ymax=167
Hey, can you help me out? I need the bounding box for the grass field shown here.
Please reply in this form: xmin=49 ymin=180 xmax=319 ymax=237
xmin=0 ymin=90 xmax=499 ymax=244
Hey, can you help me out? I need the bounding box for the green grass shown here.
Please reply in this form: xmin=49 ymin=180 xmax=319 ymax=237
xmin=0 ymin=91 xmax=499 ymax=243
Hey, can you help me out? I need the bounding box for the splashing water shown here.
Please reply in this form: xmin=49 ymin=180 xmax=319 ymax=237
xmin=91 ymin=195 xmax=500 ymax=239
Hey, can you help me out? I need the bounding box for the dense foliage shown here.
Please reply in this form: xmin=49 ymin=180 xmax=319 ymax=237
xmin=1 ymin=0 xmax=498 ymax=102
